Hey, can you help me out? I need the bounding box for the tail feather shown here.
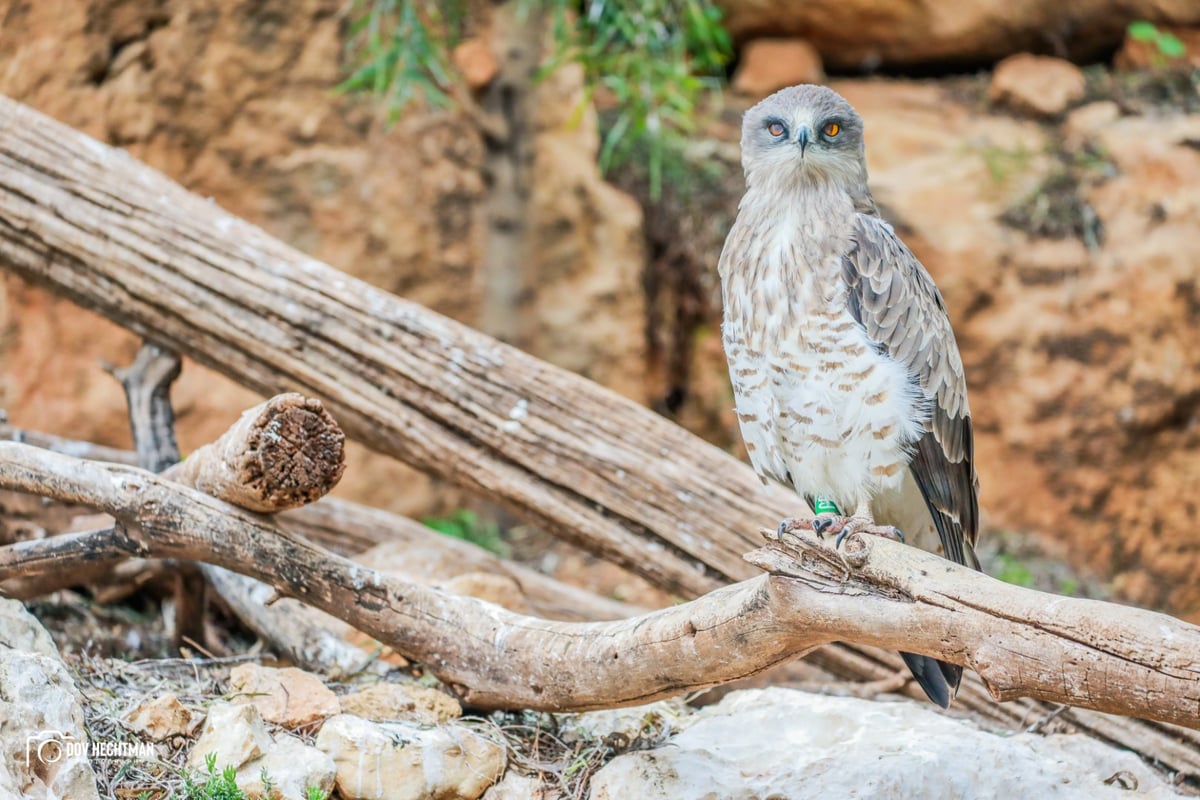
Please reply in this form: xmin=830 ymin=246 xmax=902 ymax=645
xmin=901 ymin=652 xmax=961 ymax=709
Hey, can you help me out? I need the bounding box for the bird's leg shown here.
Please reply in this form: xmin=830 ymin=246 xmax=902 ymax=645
xmin=811 ymin=498 xmax=905 ymax=548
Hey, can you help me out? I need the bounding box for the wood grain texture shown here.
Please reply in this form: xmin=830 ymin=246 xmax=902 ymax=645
xmin=2 ymin=441 xmax=1199 ymax=729
xmin=0 ymin=95 xmax=792 ymax=598
xmin=1 ymin=96 xmax=1197 ymax=781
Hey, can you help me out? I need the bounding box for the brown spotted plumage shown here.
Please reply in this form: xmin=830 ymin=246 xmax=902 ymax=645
xmin=719 ymin=84 xmax=980 ymax=708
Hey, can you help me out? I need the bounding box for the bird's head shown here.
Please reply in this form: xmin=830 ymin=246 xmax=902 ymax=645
xmin=740 ymin=84 xmax=868 ymax=193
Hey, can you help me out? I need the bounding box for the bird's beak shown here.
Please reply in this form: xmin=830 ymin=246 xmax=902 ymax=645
xmin=796 ymin=127 xmax=810 ymax=157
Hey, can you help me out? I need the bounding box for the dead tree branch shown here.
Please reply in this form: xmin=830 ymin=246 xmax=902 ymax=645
xmin=0 ymin=442 xmax=1197 ymax=729
xmin=0 ymin=95 xmax=789 ymax=599
xmin=159 ymin=393 xmax=346 ymax=512
xmin=2 ymin=431 xmax=1198 ymax=778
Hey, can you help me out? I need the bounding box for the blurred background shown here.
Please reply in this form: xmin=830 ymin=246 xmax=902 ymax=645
xmin=2 ymin=0 xmax=1199 ymax=621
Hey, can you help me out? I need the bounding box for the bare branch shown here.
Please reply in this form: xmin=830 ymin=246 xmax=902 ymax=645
xmin=0 ymin=442 xmax=1196 ymax=727
xmin=161 ymin=393 xmax=345 ymax=512
xmin=0 ymin=95 xmax=791 ymax=598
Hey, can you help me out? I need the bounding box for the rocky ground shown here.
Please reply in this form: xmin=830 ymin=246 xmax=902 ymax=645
xmin=3 ymin=594 xmax=1186 ymax=800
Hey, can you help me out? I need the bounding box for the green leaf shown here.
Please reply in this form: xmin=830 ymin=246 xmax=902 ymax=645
xmin=1158 ymin=33 xmax=1186 ymax=58
xmin=1127 ymin=20 xmax=1159 ymax=42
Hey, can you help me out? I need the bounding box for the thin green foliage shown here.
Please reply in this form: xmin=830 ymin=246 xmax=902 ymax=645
xmin=423 ymin=509 xmax=510 ymax=557
xmin=339 ymin=0 xmax=459 ymax=115
xmin=178 ymin=753 xmax=330 ymax=800
xmin=179 ymin=754 xmax=245 ymax=800
xmin=546 ymin=0 xmax=731 ymax=197
xmin=340 ymin=0 xmax=732 ymax=197
xmin=1127 ymin=20 xmax=1187 ymax=61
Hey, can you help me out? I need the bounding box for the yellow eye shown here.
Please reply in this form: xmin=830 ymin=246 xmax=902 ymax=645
xmin=823 ymin=121 xmax=841 ymax=137
xmin=767 ymin=121 xmax=786 ymax=137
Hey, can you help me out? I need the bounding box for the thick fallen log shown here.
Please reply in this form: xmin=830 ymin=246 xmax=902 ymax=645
xmin=0 ymin=94 xmax=787 ymax=599
xmin=0 ymin=443 xmax=1197 ymax=730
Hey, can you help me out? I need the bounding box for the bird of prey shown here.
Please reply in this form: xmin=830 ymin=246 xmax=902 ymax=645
xmin=718 ymin=84 xmax=980 ymax=708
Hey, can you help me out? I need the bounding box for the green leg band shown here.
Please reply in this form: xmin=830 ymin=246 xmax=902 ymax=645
xmin=813 ymin=497 xmax=841 ymax=515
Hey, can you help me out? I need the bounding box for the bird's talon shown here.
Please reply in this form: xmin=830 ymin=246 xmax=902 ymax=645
xmin=811 ymin=512 xmax=842 ymax=537
xmin=774 ymin=517 xmax=810 ymax=542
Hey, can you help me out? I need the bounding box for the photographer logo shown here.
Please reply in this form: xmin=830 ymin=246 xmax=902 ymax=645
xmin=25 ymin=730 xmax=154 ymax=766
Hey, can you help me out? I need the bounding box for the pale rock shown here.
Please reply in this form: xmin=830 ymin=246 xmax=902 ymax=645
xmin=453 ymin=37 xmax=499 ymax=90
xmin=0 ymin=599 xmax=99 ymax=800
xmin=229 ymin=663 xmax=341 ymax=727
xmin=731 ymin=38 xmax=824 ymax=97
xmin=1063 ymin=100 xmax=1122 ymax=145
xmin=236 ymin=733 xmax=336 ymax=800
xmin=589 ymin=689 xmax=1175 ymax=799
xmin=338 ymin=682 xmax=463 ymax=725
xmin=0 ymin=599 xmax=60 ymax=658
xmin=558 ymin=700 xmax=685 ymax=743
xmin=316 ymin=714 xmax=506 ymax=800
xmin=187 ymin=702 xmax=273 ymax=772
xmin=124 ymin=692 xmax=198 ymax=740
xmin=480 ymin=773 xmax=553 ymax=799
xmin=989 ymin=54 xmax=1087 ymax=117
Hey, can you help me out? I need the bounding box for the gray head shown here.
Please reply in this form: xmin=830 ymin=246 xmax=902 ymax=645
xmin=740 ymin=84 xmax=869 ymax=194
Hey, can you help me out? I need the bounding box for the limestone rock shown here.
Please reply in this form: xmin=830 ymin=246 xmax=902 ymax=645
xmin=187 ymin=702 xmax=273 ymax=773
xmin=0 ymin=598 xmax=60 ymax=658
xmin=989 ymin=54 xmax=1087 ymax=117
xmin=338 ymin=682 xmax=463 ymax=725
xmin=558 ymin=700 xmax=684 ymax=743
xmin=124 ymin=693 xmax=198 ymax=741
xmin=236 ymin=733 xmax=336 ymax=800
xmin=717 ymin=0 xmax=1200 ymax=69
xmin=316 ymin=714 xmax=506 ymax=800
xmin=1063 ymin=101 xmax=1122 ymax=146
xmin=0 ymin=599 xmax=99 ymax=800
xmin=589 ymin=689 xmax=1175 ymax=799
xmin=480 ymin=773 xmax=553 ymax=799
xmin=229 ymin=664 xmax=341 ymax=727
xmin=731 ymin=39 xmax=824 ymax=97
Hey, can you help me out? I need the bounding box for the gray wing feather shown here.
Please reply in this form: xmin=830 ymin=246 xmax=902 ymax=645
xmin=843 ymin=214 xmax=980 ymax=569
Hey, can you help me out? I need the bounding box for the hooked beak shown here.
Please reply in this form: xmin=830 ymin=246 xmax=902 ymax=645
xmin=796 ymin=127 xmax=810 ymax=157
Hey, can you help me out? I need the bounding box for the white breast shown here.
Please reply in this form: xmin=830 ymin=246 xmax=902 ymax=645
xmin=720 ymin=184 xmax=927 ymax=513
